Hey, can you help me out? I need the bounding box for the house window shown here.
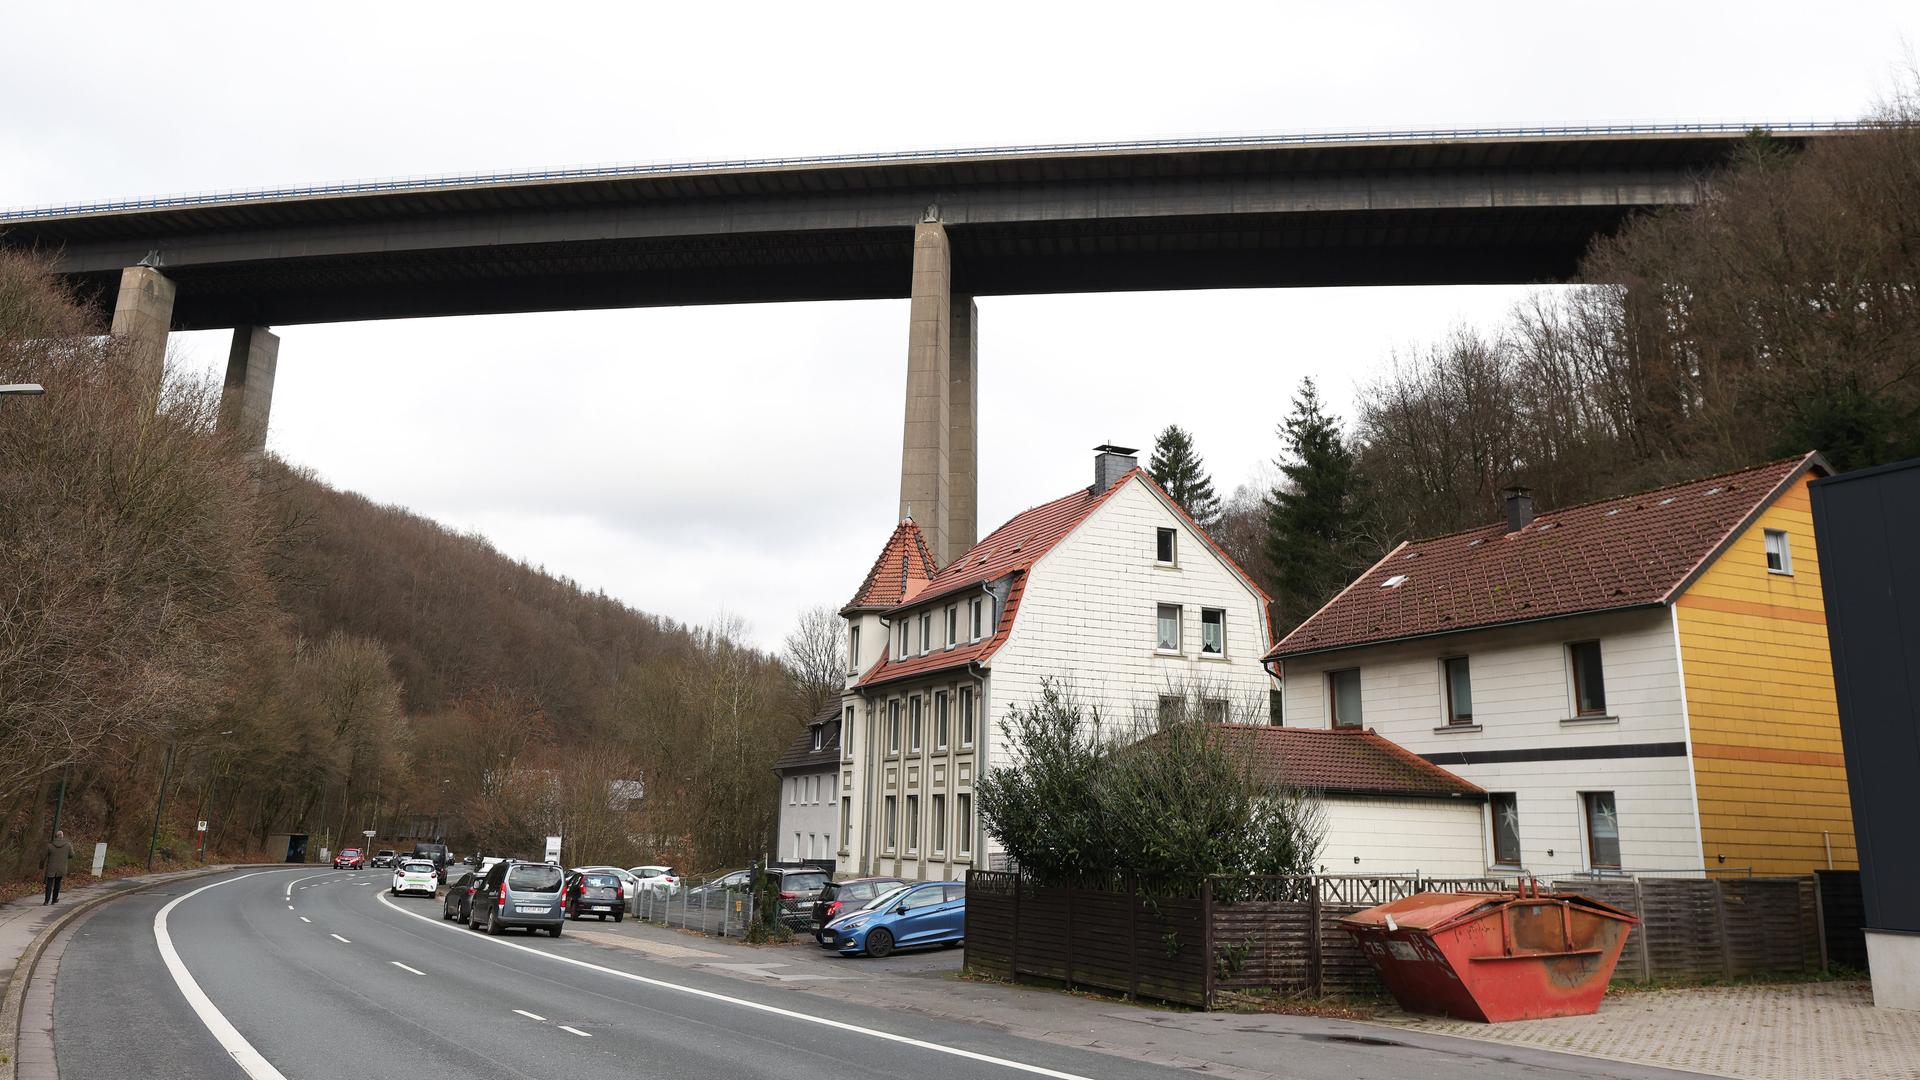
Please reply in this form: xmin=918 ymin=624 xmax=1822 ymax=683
xmin=1569 ymin=641 xmax=1607 ymax=716
xmin=884 ymin=795 xmax=897 ymax=851
xmin=788 ymin=778 xmax=796 ymax=805
xmin=970 ymin=598 xmax=984 ymax=640
xmin=888 ymin=700 xmax=901 ymax=755
xmin=794 ymin=832 xmax=802 ymax=860
xmin=841 ymin=796 xmax=852 ymax=850
xmin=1765 ymin=528 xmax=1793 ymax=574
xmin=1583 ymin=791 xmax=1621 ymax=869
xmin=1444 ymin=656 xmax=1474 ymax=725
xmin=1156 ymin=527 xmax=1177 ymax=565
xmin=935 ymin=690 xmax=949 ymax=749
xmin=959 ymin=686 xmax=975 ymax=747
xmin=956 ymin=794 xmax=972 ymax=855
xmin=919 ymin=612 xmax=932 ymax=655
xmin=910 ymin=696 xmax=923 ymax=752
xmin=1201 ymin=698 xmax=1227 ymax=724
xmin=1491 ymin=793 xmax=1521 ymax=867
xmin=811 ymin=725 xmax=824 ymax=752
xmin=946 ymin=606 xmax=958 ymax=648
xmin=905 ymin=794 xmax=920 ymax=853
xmin=1329 ymin=668 xmax=1362 ymax=728
xmin=1157 ymin=694 xmax=1185 ymax=729
xmin=843 ymin=706 xmax=855 ymax=761
xmin=895 ymin=621 xmax=908 ymax=660
xmin=849 ymin=625 xmax=860 ymax=674
xmin=1156 ymin=604 xmax=1182 ymax=652
xmin=1200 ymin=608 xmax=1225 ymax=656
xmin=932 ymin=794 xmax=947 ymax=855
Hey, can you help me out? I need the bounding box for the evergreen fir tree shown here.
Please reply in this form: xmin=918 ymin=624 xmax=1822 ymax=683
xmin=1147 ymin=424 xmax=1222 ymax=526
xmin=1264 ymin=378 xmax=1365 ymax=632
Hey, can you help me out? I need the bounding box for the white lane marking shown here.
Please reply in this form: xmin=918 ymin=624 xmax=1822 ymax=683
xmin=513 ymin=1009 xmax=546 ymax=1021
xmin=286 ymin=905 xmax=294 ymax=911
xmin=391 ymin=962 xmax=425 ymax=976
xmin=375 ymin=892 xmax=1100 ymax=1080
xmin=284 ymin=869 xmax=336 ymax=901
xmin=156 ymin=873 xmax=299 ymax=1080
xmin=559 ymin=1026 xmax=592 ymax=1038
xmin=330 ymin=934 xmax=351 ymax=944
xmin=299 ymin=917 xmax=311 ymax=923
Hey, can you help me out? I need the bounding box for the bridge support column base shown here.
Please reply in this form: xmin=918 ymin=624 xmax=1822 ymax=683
xmin=220 ymin=326 xmax=279 ymax=452
xmin=109 ymin=265 xmax=175 ymax=396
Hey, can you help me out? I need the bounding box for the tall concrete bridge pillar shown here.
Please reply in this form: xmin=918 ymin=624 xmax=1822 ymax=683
xmin=220 ymin=325 xmax=279 ymax=451
xmin=948 ymin=295 xmax=977 ymax=565
xmin=899 ymin=221 xmax=952 ymax=563
xmin=109 ymin=265 xmax=175 ymax=395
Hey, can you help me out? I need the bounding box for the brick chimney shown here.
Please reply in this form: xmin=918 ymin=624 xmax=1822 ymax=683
xmin=1504 ymin=486 xmax=1535 ymax=532
xmin=1093 ymin=444 xmax=1139 ymax=493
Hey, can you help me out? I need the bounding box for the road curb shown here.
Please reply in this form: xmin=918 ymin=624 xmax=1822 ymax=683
xmin=0 ymin=864 xmax=281 ymax=1080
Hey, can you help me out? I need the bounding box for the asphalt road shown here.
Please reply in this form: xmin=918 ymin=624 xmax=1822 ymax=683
xmin=52 ymin=867 xmax=1698 ymax=1080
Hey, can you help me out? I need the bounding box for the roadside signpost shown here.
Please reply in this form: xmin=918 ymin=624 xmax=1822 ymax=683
xmin=545 ymin=835 xmax=562 ymax=865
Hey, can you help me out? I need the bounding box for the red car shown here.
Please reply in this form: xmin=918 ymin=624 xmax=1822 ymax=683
xmin=333 ymin=847 xmax=366 ymax=869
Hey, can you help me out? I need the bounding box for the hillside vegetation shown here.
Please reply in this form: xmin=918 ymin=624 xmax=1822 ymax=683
xmin=0 ymin=250 xmax=803 ymax=879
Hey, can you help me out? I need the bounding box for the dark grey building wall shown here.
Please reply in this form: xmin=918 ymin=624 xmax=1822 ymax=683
xmin=1811 ymin=459 xmax=1920 ymax=934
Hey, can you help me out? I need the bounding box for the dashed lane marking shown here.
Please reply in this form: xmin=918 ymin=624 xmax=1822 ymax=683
xmin=392 ymin=962 xmax=425 ymax=976
xmin=513 ymin=1009 xmax=546 ymax=1021
xmin=559 ymin=1026 xmax=592 ymax=1038
xmin=374 ymin=891 xmax=1104 ymax=1080
xmin=299 ymin=917 xmax=311 ymax=923
xmin=330 ymin=934 xmax=351 ymax=944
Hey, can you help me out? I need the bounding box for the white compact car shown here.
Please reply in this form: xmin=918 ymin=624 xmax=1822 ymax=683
xmin=391 ymin=860 xmax=439 ymax=897
xmin=627 ymin=865 xmax=680 ymax=896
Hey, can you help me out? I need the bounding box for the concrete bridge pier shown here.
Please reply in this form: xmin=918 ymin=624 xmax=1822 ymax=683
xmin=898 ymin=219 xmax=978 ymax=567
xmin=108 ymin=264 xmax=175 ymax=395
xmin=221 ymin=325 xmax=278 ymax=451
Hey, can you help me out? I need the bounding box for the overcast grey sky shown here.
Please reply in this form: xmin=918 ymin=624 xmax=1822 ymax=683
xmin=4 ymin=2 xmax=1913 ymax=648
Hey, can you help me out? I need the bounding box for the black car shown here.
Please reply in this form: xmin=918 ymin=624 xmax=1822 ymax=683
xmin=441 ymin=868 xmax=478 ymax=923
xmin=562 ymin=869 xmax=627 ymax=922
xmin=811 ymin=876 xmax=905 ymax=937
xmin=411 ymin=841 xmax=451 ymax=873
xmin=370 ymin=849 xmax=399 ymax=869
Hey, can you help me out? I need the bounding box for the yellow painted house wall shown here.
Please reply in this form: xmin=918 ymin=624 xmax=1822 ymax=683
xmin=1675 ymin=472 xmax=1857 ymax=873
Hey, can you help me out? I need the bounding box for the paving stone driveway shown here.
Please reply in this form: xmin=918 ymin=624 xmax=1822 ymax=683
xmin=1372 ymin=981 xmax=1920 ymax=1080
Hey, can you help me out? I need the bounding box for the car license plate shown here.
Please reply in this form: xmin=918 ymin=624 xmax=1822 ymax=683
xmin=591 ymin=904 xmax=611 ymax=911
xmin=516 ymin=905 xmax=545 ymax=914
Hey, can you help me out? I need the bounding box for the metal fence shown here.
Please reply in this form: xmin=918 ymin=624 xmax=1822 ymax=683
xmin=628 ymin=873 xmax=815 ymax=937
xmin=633 ymin=876 xmax=758 ymax=938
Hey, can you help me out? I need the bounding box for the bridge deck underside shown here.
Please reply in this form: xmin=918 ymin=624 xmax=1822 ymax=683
xmin=49 ymin=205 xmax=1628 ymax=328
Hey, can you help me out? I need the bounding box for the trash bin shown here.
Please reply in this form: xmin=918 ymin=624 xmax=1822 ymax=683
xmin=1337 ymin=881 xmax=1638 ymax=1022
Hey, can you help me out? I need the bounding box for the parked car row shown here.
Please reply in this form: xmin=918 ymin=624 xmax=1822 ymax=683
xmin=385 ymin=850 xmax=966 ymax=961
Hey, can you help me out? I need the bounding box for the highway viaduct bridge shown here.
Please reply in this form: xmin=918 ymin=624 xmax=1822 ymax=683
xmin=0 ymin=123 xmax=1857 ymax=563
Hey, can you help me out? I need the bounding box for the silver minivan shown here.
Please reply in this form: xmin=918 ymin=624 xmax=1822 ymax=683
xmin=469 ymin=860 xmax=567 ymax=937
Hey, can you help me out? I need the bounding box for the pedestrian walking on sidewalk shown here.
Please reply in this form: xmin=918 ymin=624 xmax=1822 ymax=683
xmin=42 ymin=830 xmax=72 ymax=905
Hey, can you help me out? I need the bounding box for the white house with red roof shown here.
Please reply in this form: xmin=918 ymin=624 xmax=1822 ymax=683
xmin=832 ymin=446 xmax=1282 ymax=882
xmin=1267 ymin=453 xmax=1856 ymax=879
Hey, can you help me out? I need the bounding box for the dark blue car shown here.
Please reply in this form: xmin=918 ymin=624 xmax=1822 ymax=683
xmin=819 ymin=881 xmax=965 ymax=958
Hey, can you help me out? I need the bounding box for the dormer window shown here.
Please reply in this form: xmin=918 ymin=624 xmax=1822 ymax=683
xmin=848 ymin=625 xmax=860 ymax=674
xmin=895 ymin=620 xmax=908 ymax=660
xmin=969 ymin=597 xmax=984 ymax=640
xmin=919 ymin=611 xmax=932 ymax=656
xmin=1156 ymin=527 xmax=1177 ymax=565
xmin=946 ymin=605 xmax=958 ymax=649
xmin=811 ymin=725 xmax=824 ymax=752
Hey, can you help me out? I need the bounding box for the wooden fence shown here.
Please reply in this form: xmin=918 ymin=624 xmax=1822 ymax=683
xmin=967 ymin=871 xmax=1838 ymax=1008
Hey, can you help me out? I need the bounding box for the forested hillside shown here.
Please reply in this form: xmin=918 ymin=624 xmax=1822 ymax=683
xmin=0 ymin=250 xmax=806 ymax=882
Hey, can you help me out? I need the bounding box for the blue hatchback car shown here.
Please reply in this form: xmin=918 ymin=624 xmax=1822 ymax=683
xmin=819 ymin=881 xmax=965 ymax=957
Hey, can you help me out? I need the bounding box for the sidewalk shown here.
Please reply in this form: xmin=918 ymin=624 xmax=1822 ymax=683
xmin=561 ymin=915 xmax=1708 ymax=1080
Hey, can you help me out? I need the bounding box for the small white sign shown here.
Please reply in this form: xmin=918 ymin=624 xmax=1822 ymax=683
xmin=363 ymin=829 xmax=376 ymax=839
xmin=544 ymin=835 xmax=562 ymax=864
xmin=91 ymin=842 xmax=107 ymax=876
xmin=196 ymin=820 xmax=208 ymax=833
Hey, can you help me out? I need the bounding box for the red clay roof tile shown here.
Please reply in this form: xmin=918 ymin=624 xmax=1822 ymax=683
xmin=1267 ymin=453 xmax=1824 ymax=660
xmin=843 ymin=519 xmax=939 ymax=615
xmin=1145 ymin=724 xmax=1482 ymax=799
